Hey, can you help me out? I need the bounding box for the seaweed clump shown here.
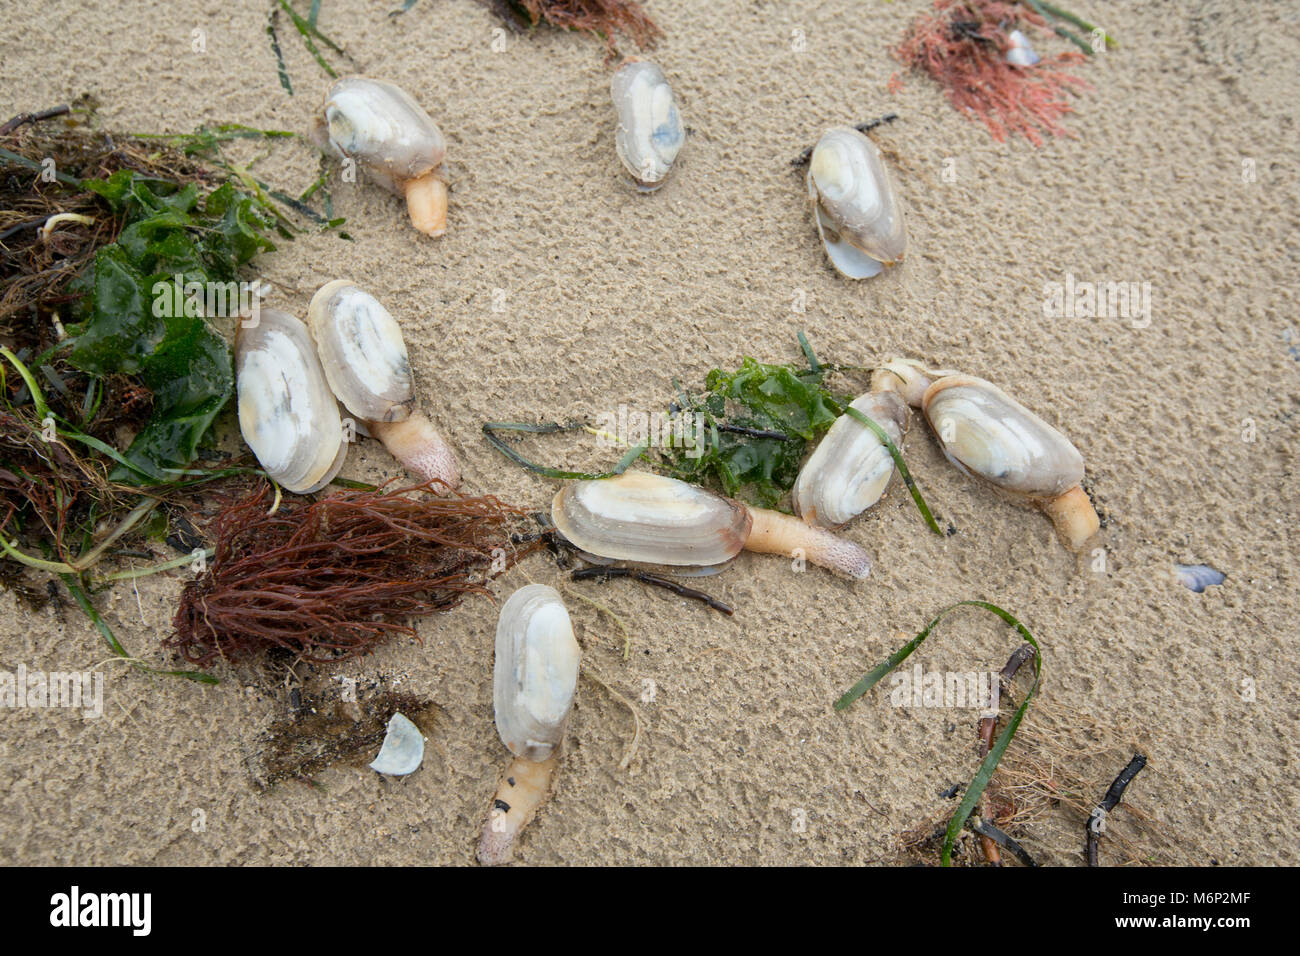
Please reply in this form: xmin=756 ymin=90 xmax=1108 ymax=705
xmin=892 ymin=0 xmax=1096 ymax=146
xmin=169 ymin=481 xmax=541 ymax=667
xmin=486 ymin=0 xmax=662 ymax=56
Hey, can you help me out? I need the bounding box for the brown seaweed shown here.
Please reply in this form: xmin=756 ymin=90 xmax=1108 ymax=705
xmin=169 ymin=481 xmax=541 ymax=667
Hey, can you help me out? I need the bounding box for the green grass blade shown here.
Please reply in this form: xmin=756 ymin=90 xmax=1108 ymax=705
xmin=0 ymin=346 xmax=51 ymax=421
xmin=841 ymin=406 xmax=942 ymax=535
xmin=59 ymin=574 xmax=218 ymax=684
xmin=1023 ymin=0 xmax=1094 ymax=53
xmin=267 ymin=10 xmax=293 ymax=94
xmin=483 ymin=421 xmax=648 ymax=480
xmin=0 ymin=536 xmax=76 ymax=573
xmin=278 ymin=0 xmax=339 ymax=77
xmin=797 ymin=329 xmax=820 ymax=374
xmin=1036 ymin=1 xmax=1117 ymax=48
xmin=0 ymin=147 xmax=83 ymax=186
xmin=100 ymin=549 xmax=214 ymax=582
xmin=834 ymin=600 xmax=1041 ymax=866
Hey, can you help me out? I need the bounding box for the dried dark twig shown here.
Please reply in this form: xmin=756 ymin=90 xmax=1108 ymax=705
xmin=974 ymin=642 xmax=1036 ymax=864
xmin=968 ymin=817 xmax=1038 ymax=866
xmin=571 ymin=565 xmax=733 ymax=616
xmin=1086 ymin=753 xmax=1148 ymax=866
xmin=0 ymin=105 xmax=70 ymax=137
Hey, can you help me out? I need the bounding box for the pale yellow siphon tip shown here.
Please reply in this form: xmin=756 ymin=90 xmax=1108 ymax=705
xmin=1041 ymin=483 xmax=1100 ymax=552
xmin=404 ymin=173 xmax=447 ymax=238
xmin=369 ymin=411 xmax=461 ymax=492
xmin=743 ymin=505 xmax=872 ymax=580
xmin=477 ymin=754 xmax=557 ymax=866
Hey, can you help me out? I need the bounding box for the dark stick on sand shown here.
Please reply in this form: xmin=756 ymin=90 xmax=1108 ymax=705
xmin=571 ymin=566 xmax=734 ymax=616
xmin=975 ymin=643 xmax=1038 ymax=865
xmin=1086 ymin=753 xmax=1149 ymax=866
xmin=0 ymin=105 xmax=71 ymax=136
xmin=968 ymin=817 xmax=1038 ymax=867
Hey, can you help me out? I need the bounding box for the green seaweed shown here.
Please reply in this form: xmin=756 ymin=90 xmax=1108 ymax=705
xmin=64 ymin=170 xmax=277 ymax=482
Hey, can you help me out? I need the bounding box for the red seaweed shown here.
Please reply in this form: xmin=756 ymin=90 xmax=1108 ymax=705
xmin=893 ymin=0 xmax=1092 ymax=146
xmin=168 ymin=481 xmax=541 ymax=667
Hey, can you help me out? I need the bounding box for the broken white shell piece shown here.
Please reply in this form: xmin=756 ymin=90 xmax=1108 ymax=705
xmin=1006 ymin=30 xmax=1041 ymax=67
xmin=369 ymin=712 xmax=425 ymax=776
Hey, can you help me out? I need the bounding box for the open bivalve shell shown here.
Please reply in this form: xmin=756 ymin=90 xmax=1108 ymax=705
xmin=235 ymin=309 xmax=346 ymax=494
xmin=611 ymin=60 xmax=685 ymax=191
xmin=318 ymin=76 xmax=449 ymax=237
xmin=806 ymin=126 xmax=907 ymax=279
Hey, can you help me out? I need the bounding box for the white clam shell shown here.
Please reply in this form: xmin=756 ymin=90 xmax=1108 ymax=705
xmin=794 ymin=389 xmax=908 ymax=527
xmin=494 ymin=584 xmax=580 ymax=762
xmin=611 ymin=60 xmax=685 ymax=190
xmin=807 ymin=126 xmax=907 ymax=278
xmin=921 ymin=375 xmax=1083 ymax=499
xmin=369 ymin=712 xmax=425 ymax=775
xmin=236 ymin=309 xmax=346 ymax=494
xmin=1006 ymin=30 xmax=1041 ymax=67
xmin=552 ymin=471 xmax=751 ymax=569
xmin=308 ymin=280 xmax=414 ymax=423
xmin=319 ymin=76 xmax=446 ymax=194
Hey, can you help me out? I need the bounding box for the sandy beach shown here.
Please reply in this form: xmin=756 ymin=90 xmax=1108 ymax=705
xmin=0 ymin=0 xmax=1296 ymax=865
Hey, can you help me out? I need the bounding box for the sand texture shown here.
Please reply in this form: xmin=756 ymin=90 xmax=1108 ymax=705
xmin=0 ymin=0 xmax=1296 ymax=865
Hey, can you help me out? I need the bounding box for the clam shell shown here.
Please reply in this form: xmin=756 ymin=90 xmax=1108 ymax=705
xmin=319 ymin=76 xmax=446 ymax=194
xmin=236 ymin=309 xmax=346 ymax=494
xmin=494 ymin=584 xmax=580 ymax=762
xmin=921 ymin=375 xmax=1083 ymax=499
xmin=807 ymin=126 xmax=907 ymax=278
xmin=308 ymin=280 xmax=414 ymax=423
xmin=1006 ymin=30 xmax=1041 ymax=67
xmin=369 ymin=713 xmax=425 ymax=776
xmin=1173 ymin=563 xmax=1225 ymax=593
xmin=611 ymin=60 xmax=684 ymax=191
xmin=794 ymin=389 xmax=909 ymax=527
xmin=551 ymin=471 xmax=751 ymax=569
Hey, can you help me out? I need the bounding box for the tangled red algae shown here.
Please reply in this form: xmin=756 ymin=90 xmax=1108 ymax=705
xmin=169 ymin=481 xmax=540 ymax=667
xmin=893 ymin=0 xmax=1092 ymax=146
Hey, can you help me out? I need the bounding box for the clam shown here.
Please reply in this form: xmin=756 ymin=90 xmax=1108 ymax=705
xmin=235 ymin=309 xmax=346 ymax=494
xmin=878 ymin=360 xmax=1100 ymax=551
xmin=478 ymin=584 xmax=580 ymax=866
xmin=552 ymin=470 xmax=872 ymax=580
xmin=317 ymin=76 xmax=449 ymax=238
xmin=793 ymin=388 xmax=909 ymax=527
xmin=806 ymin=126 xmax=907 ymax=279
xmin=611 ymin=60 xmax=685 ymax=191
xmin=308 ymin=280 xmax=460 ymax=491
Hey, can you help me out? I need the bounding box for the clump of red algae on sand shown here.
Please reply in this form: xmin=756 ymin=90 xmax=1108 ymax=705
xmin=891 ymin=0 xmax=1092 ymax=146
xmin=168 ymin=481 xmax=541 ymax=668
xmin=487 ymin=0 xmax=662 ymax=57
